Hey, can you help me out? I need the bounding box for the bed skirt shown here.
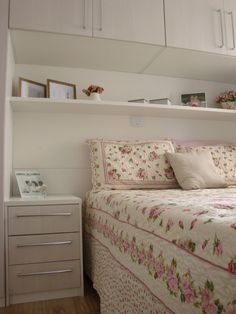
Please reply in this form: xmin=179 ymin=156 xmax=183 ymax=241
xmin=84 ymin=231 xmax=172 ymax=314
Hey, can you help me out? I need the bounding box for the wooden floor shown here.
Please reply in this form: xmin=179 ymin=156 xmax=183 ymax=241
xmin=0 ymin=276 xmax=100 ymax=314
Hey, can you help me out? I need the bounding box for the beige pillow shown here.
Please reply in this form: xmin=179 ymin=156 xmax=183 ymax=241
xmin=176 ymin=143 xmax=236 ymax=186
xmin=166 ymin=151 xmax=227 ymax=190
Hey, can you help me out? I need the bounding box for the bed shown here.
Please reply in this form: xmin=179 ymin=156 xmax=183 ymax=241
xmin=84 ymin=188 xmax=236 ymax=314
xmin=84 ymin=139 xmax=236 ymax=314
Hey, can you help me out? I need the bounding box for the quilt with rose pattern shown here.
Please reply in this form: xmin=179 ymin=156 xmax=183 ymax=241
xmin=84 ymin=187 xmax=236 ymax=314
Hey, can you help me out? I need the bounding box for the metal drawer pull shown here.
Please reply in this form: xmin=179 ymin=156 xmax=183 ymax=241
xmin=216 ymin=9 xmax=224 ymax=48
xmin=227 ymin=11 xmax=235 ymax=50
xmin=16 ymin=213 xmax=72 ymax=218
xmin=18 ymin=269 xmax=73 ymax=277
xmin=16 ymin=240 xmax=72 ymax=248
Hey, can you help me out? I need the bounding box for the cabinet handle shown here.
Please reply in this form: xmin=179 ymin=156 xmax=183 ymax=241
xmin=227 ymin=11 xmax=236 ymax=50
xmin=16 ymin=240 xmax=72 ymax=248
xmin=99 ymin=0 xmax=103 ymax=31
xmin=17 ymin=269 xmax=73 ymax=277
xmin=216 ymin=9 xmax=224 ymax=48
xmin=16 ymin=213 xmax=72 ymax=218
xmin=83 ymin=0 xmax=86 ymax=29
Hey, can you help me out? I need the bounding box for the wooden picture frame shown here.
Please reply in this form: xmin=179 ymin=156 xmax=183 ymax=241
xmin=19 ymin=77 xmax=46 ymax=98
xmin=47 ymin=79 xmax=77 ymax=99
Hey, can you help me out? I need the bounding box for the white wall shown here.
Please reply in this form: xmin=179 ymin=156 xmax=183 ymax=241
xmin=12 ymin=64 xmax=236 ymax=199
xmin=14 ymin=64 xmax=236 ymax=107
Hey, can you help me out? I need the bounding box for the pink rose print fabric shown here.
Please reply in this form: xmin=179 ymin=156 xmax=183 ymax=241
xmin=87 ymin=139 xmax=178 ymax=190
xmin=84 ymin=187 xmax=236 ymax=313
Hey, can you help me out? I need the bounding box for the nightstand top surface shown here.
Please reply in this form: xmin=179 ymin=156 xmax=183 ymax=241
xmin=5 ymin=195 xmax=81 ymax=206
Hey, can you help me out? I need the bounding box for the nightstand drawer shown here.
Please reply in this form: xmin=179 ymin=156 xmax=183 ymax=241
xmin=9 ymin=233 xmax=80 ymax=265
xmin=9 ymin=260 xmax=81 ymax=295
xmin=8 ymin=204 xmax=80 ymax=235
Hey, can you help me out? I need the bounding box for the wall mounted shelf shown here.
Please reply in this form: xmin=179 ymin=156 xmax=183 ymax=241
xmin=10 ymin=97 xmax=236 ymax=121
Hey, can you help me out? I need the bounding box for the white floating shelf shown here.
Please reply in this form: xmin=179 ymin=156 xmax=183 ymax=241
xmin=10 ymin=97 xmax=236 ymax=121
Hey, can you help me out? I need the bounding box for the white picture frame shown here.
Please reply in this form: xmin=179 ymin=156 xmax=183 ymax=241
xmin=15 ymin=171 xmax=47 ymax=198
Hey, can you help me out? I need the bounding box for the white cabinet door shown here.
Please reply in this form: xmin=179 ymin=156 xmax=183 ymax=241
xmin=224 ymin=0 xmax=236 ymax=55
xmin=93 ymin=0 xmax=165 ymax=45
xmin=165 ymin=0 xmax=227 ymax=54
xmin=10 ymin=0 xmax=92 ymax=36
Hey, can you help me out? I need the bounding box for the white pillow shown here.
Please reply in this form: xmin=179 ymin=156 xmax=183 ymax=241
xmin=166 ymin=151 xmax=227 ymax=190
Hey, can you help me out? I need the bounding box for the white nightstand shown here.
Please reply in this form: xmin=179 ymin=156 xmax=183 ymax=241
xmin=4 ymin=195 xmax=84 ymax=305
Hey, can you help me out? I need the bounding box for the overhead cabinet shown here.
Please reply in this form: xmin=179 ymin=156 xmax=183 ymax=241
xmin=92 ymin=0 xmax=165 ymax=44
xmin=165 ymin=0 xmax=236 ymax=56
xmin=9 ymin=0 xmax=93 ymax=37
xmin=9 ymin=0 xmax=165 ymax=45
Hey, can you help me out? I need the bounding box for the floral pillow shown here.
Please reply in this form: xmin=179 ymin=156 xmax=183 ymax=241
xmin=176 ymin=144 xmax=236 ymax=185
xmin=87 ymin=139 xmax=178 ymax=190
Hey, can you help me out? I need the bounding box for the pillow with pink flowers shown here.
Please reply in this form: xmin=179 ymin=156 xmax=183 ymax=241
xmin=176 ymin=143 xmax=236 ymax=185
xmin=87 ymin=139 xmax=178 ymax=190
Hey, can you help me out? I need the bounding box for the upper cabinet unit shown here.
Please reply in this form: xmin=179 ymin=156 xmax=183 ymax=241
xmin=165 ymin=0 xmax=228 ymax=54
xmin=9 ymin=0 xmax=165 ymax=46
xmin=9 ymin=0 xmax=93 ymax=37
xmin=165 ymin=0 xmax=236 ymax=56
xmin=92 ymin=0 xmax=165 ymax=45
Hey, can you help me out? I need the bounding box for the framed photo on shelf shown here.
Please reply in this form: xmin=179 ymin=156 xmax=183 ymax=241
xmin=15 ymin=171 xmax=47 ymax=199
xmin=19 ymin=77 xmax=46 ymax=98
xmin=47 ymin=79 xmax=76 ymax=99
xmin=181 ymin=92 xmax=207 ymax=107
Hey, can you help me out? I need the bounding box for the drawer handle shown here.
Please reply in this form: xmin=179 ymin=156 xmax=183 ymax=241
xmin=16 ymin=213 xmax=72 ymax=218
xmin=16 ymin=240 xmax=72 ymax=248
xmin=17 ymin=268 xmax=73 ymax=277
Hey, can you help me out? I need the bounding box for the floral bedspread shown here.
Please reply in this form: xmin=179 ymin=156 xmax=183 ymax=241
xmin=84 ymin=188 xmax=236 ymax=314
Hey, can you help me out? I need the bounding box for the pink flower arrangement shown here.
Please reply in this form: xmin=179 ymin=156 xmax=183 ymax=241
xmin=82 ymin=85 xmax=104 ymax=96
xmin=216 ymin=91 xmax=236 ymax=104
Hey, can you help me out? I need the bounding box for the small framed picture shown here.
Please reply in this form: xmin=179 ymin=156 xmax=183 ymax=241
xmin=181 ymin=93 xmax=207 ymax=107
xmin=15 ymin=171 xmax=47 ymax=199
xmin=19 ymin=77 xmax=46 ymax=98
xmin=47 ymin=79 xmax=76 ymax=99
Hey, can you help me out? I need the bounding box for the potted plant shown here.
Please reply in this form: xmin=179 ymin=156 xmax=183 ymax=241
xmin=82 ymin=85 xmax=104 ymax=101
xmin=216 ymin=91 xmax=236 ymax=109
